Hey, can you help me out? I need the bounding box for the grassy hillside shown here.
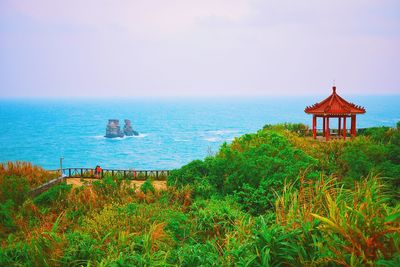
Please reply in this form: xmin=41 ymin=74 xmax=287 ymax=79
xmin=1 ymin=124 xmax=399 ymax=266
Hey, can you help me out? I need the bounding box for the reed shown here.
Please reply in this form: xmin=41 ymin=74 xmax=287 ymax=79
xmin=276 ymin=174 xmax=400 ymax=265
xmin=0 ymin=161 xmax=57 ymax=188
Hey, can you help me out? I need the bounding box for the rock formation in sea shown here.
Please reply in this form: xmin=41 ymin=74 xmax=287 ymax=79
xmin=105 ymin=119 xmax=124 ymax=138
xmin=123 ymin=119 xmax=139 ymax=136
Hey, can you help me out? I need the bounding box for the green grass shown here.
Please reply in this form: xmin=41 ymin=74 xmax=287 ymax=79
xmin=0 ymin=123 xmax=399 ymax=266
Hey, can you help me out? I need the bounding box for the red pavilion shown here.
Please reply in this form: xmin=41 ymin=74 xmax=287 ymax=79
xmin=305 ymin=86 xmax=366 ymax=141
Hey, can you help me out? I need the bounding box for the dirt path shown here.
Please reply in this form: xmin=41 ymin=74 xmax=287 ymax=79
xmin=66 ymin=178 xmax=167 ymax=191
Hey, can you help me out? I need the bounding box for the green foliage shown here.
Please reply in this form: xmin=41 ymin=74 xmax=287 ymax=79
xmin=170 ymin=242 xmax=222 ymax=266
xmin=164 ymin=211 xmax=190 ymax=241
xmin=33 ymin=182 xmax=72 ymax=206
xmin=141 ymin=178 xmax=155 ymax=194
xmin=310 ymin=177 xmax=400 ymax=265
xmin=92 ymin=176 xmax=120 ymax=195
xmin=276 ymin=175 xmax=400 ymax=266
xmin=0 ymin=241 xmax=33 ymax=266
xmin=169 ymin=130 xmax=317 ymax=214
xmin=0 ymin=175 xmax=29 ymax=206
xmin=264 ymin=122 xmax=310 ymax=137
xmin=61 ymin=231 xmax=104 ymax=265
xmin=190 ymin=198 xmax=243 ymax=240
xmin=0 ymin=200 xmax=16 ymax=234
xmin=250 ymin=217 xmax=316 ymax=266
xmin=1 ymin=124 xmax=399 ymax=265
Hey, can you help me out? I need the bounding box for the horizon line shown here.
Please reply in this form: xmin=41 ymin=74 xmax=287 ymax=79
xmin=1 ymin=93 xmax=400 ymax=100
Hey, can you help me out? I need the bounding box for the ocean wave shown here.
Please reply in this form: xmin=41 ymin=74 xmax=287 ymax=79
xmin=133 ymin=133 xmax=147 ymax=138
xmin=204 ymin=136 xmax=236 ymax=143
xmin=207 ymin=129 xmax=240 ymax=135
xmin=204 ymin=137 xmax=220 ymax=142
xmin=174 ymin=138 xmax=190 ymax=142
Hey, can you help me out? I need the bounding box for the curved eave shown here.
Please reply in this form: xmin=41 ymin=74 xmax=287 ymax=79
xmin=304 ymin=110 xmax=366 ymax=115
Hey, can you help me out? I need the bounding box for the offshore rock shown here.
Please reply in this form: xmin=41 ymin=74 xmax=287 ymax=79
xmin=105 ymin=119 xmax=124 ymax=138
xmin=123 ymin=119 xmax=139 ymax=136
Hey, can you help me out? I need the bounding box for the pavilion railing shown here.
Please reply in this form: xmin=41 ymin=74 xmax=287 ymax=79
xmin=316 ymin=129 xmax=351 ymax=135
xmin=295 ymin=128 xmax=367 ymax=137
xmin=315 ymin=128 xmax=367 ymax=136
xmin=50 ymin=168 xmax=170 ymax=180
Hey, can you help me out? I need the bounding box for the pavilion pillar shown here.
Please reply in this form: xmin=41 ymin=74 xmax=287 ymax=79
xmin=351 ymin=115 xmax=356 ymax=138
xmin=322 ymin=117 xmax=326 ymax=137
xmin=343 ymin=116 xmax=346 ymax=140
xmin=312 ymin=115 xmax=316 ymax=139
xmin=338 ymin=117 xmax=341 ymax=138
xmin=326 ymin=117 xmax=330 ymax=141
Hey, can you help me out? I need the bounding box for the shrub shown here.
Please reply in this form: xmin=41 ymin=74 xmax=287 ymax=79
xmin=0 ymin=200 xmax=16 ymax=235
xmin=164 ymin=211 xmax=190 ymax=241
xmin=0 ymin=161 xmax=57 ymax=188
xmin=0 ymin=175 xmax=29 ymax=206
xmin=169 ymin=130 xmax=317 ymax=214
xmin=141 ymin=179 xmax=155 ymax=194
xmin=168 ymin=160 xmax=207 ymax=187
xmin=249 ymin=216 xmax=320 ymax=266
xmin=190 ymin=198 xmax=243 ymax=240
xmin=276 ymin=175 xmax=400 ymax=266
xmin=0 ymin=241 xmax=33 ymax=266
xmin=170 ymin=242 xmax=222 ymax=266
xmin=61 ymin=231 xmax=104 ymax=265
xmin=33 ymin=182 xmax=72 ymax=206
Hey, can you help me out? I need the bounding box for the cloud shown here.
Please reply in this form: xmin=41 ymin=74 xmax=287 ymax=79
xmin=4 ymin=0 xmax=252 ymax=37
xmin=0 ymin=0 xmax=399 ymax=97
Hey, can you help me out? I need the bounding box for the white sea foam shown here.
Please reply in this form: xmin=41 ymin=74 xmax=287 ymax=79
xmin=91 ymin=133 xmax=147 ymax=140
xmin=174 ymin=138 xmax=190 ymax=142
xmin=203 ymin=129 xmax=240 ymax=142
xmin=204 ymin=137 xmax=220 ymax=142
xmin=208 ymin=129 xmax=239 ymax=135
xmin=133 ymin=133 xmax=147 ymax=138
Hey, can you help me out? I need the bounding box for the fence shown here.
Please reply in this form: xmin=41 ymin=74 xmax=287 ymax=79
xmin=59 ymin=168 xmax=170 ymax=180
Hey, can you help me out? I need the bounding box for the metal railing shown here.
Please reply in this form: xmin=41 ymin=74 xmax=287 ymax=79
xmin=56 ymin=168 xmax=170 ymax=180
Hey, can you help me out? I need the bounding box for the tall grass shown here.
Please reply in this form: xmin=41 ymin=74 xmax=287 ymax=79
xmin=0 ymin=161 xmax=57 ymax=188
xmin=276 ymin=175 xmax=400 ymax=266
xmin=1 ymin=124 xmax=399 ymax=265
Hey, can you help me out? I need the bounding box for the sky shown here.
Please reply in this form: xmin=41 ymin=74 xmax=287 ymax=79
xmin=0 ymin=0 xmax=399 ymax=98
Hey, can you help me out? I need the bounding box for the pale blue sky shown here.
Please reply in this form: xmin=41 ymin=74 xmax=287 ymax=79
xmin=0 ymin=0 xmax=399 ymax=97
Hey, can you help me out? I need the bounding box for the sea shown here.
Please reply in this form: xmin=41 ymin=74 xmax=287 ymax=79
xmin=0 ymin=96 xmax=399 ymax=170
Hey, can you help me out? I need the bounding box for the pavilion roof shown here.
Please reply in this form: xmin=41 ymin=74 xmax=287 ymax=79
xmin=304 ymin=86 xmax=366 ymax=115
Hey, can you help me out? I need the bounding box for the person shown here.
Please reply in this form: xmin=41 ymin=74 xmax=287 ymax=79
xmin=95 ymin=165 xmax=102 ymax=178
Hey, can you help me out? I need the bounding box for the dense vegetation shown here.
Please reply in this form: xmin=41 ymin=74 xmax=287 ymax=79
xmin=1 ymin=123 xmax=399 ymax=266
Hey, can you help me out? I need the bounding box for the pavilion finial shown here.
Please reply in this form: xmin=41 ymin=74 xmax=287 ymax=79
xmin=332 ymin=80 xmax=337 ymax=93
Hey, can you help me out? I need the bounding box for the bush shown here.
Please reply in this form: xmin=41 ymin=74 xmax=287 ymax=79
xmin=0 ymin=200 xmax=16 ymax=235
xmin=0 ymin=241 xmax=33 ymax=266
xmin=169 ymin=130 xmax=317 ymax=214
xmin=61 ymin=231 xmax=104 ymax=265
xmin=170 ymin=242 xmax=221 ymax=266
xmin=275 ymin=175 xmax=400 ymax=266
xmin=168 ymin=160 xmax=207 ymax=187
xmin=190 ymin=198 xmax=243 ymax=240
xmin=249 ymin=217 xmax=320 ymax=266
xmin=33 ymin=182 xmax=72 ymax=206
xmin=141 ymin=179 xmax=155 ymax=194
xmin=0 ymin=161 xmax=57 ymax=188
xmin=0 ymin=175 xmax=29 ymax=206
xmin=1 ymin=124 xmax=399 ymax=265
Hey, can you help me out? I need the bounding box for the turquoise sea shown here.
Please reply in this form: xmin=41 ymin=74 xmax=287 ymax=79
xmin=0 ymin=96 xmax=399 ymax=170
